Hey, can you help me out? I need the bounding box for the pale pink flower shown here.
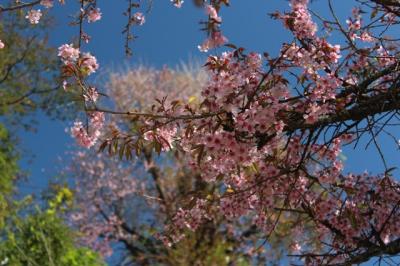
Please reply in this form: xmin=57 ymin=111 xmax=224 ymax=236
xmin=198 ymin=31 xmax=227 ymax=52
xmin=377 ymin=45 xmax=395 ymax=66
xmin=87 ymin=8 xmax=102 ymax=23
xmin=58 ymin=43 xmax=80 ymax=63
xmin=283 ymin=0 xmax=317 ymax=39
xmin=84 ymin=87 xmax=99 ymax=103
xmin=40 ymin=0 xmax=54 ymax=8
xmin=383 ymin=234 xmax=390 ymax=244
xmin=303 ymin=103 xmax=323 ymax=124
xmin=81 ymin=52 xmax=99 ymax=75
xmin=206 ymin=5 xmax=221 ymax=23
xmin=81 ymin=32 xmax=91 ymax=43
xmin=0 ymin=40 xmax=4 ymax=49
xmin=291 ymin=242 xmax=302 ymax=253
xmin=89 ymin=111 xmax=105 ymax=130
xmin=346 ymin=19 xmax=361 ymax=32
xmin=71 ymin=212 xmax=83 ymax=221
xmin=143 ymin=129 xmax=174 ymax=151
xmin=70 ymin=112 xmax=104 ymax=148
xmin=71 ymin=121 xmax=96 ymax=148
xmin=359 ymin=31 xmax=374 ymax=42
xmin=171 ymin=0 xmax=184 ymax=8
xmin=132 ymin=12 xmax=145 ymax=25
xmin=26 ymin=9 xmax=42 ymax=24
xmin=62 ymin=80 xmax=68 ymax=91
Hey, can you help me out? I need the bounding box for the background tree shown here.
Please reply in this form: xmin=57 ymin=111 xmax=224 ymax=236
xmin=0 ymin=5 xmax=102 ymax=265
xmin=69 ymin=65 xmax=259 ymax=265
xmin=0 ymin=5 xmax=77 ymax=131
xmin=0 ymin=123 xmax=19 ymax=229
xmin=68 ymin=62 xmax=323 ymax=265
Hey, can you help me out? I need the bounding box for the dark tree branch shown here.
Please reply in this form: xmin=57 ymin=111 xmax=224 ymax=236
xmin=0 ymin=1 xmax=40 ymax=12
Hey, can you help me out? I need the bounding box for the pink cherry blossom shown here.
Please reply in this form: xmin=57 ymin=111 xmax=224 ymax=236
xmin=81 ymin=52 xmax=99 ymax=75
xmin=25 ymin=9 xmax=42 ymax=24
xmin=70 ymin=121 xmax=97 ymax=148
xmin=89 ymin=111 xmax=105 ymax=130
xmin=133 ymin=12 xmax=145 ymax=26
xmin=171 ymin=0 xmax=184 ymax=8
xmin=198 ymin=31 xmax=227 ymax=52
xmin=282 ymin=0 xmax=317 ymax=39
xmin=84 ymin=87 xmax=99 ymax=103
xmin=87 ymin=8 xmax=102 ymax=23
xmin=205 ymin=5 xmax=221 ymax=23
xmin=40 ymin=0 xmax=54 ymax=8
xmin=71 ymin=112 xmax=104 ymax=148
xmin=81 ymin=32 xmax=91 ymax=43
xmin=58 ymin=43 xmax=80 ymax=63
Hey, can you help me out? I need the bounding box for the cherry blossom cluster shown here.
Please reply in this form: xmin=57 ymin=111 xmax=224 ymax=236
xmin=345 ymin=7 xmax=374 ymax=42
xmin=58 ymin=44 xmax=80 ymax=64
xmin=87 ymin=8 xmax=102 ymax=23
xmin=133 ymin=1 xmax=400 ymax=264
xmin=161 ymin=199 xmax=209 ymax=245
xmin=40 ymin=0 xmax=54 ymax=8
xmin=275 ymin=4 xmax=347 ymax=125
xmin=281 ymin=0 xmax=317 ymax=39
xmin=66 ymin=64 xmax=217 ymax=259
xmin=57 ymin=42 xmax=103 ymax=147
xmin=68 ymin=151 xmax=141 ymax=257
xmin=132 ymin=12 xmax=145 ymax=26
xmin=70 ymin=111 xmax=104 ymax=148
xmin=51 ymin=0 xmax=400 ymax=263
xmin=198 ymin=3 xmax=228 ymax=52
xmin=58 ymin=43 xmax=99 ymax=74
xmin=26 ymin=0 xmax=65 ymax=24
xmin=25 ymin=9 xmax=42 ymax=24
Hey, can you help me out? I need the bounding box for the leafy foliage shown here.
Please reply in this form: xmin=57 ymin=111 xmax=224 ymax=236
xmin=0 ymin=187 xmax=105 ymax=266
xmin=0 ymin=6 xmax=100 ymax=265
xmin=0 ymin=123 xmax=18 ymax=229
xmin=0 ymin=7 xmax=79 ymax=130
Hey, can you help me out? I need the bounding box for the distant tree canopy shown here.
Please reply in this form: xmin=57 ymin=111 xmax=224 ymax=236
xmin=0 ymin=8 xmax=104 ymax=266
xmin=0 ymin=123 xmax=18 ymax=229
xmin=0 ymin=7 xmax=78 ymax=131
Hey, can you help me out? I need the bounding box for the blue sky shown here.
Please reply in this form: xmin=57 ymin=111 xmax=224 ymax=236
xmin=16 ymin=1 xmax=399 ymax=264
